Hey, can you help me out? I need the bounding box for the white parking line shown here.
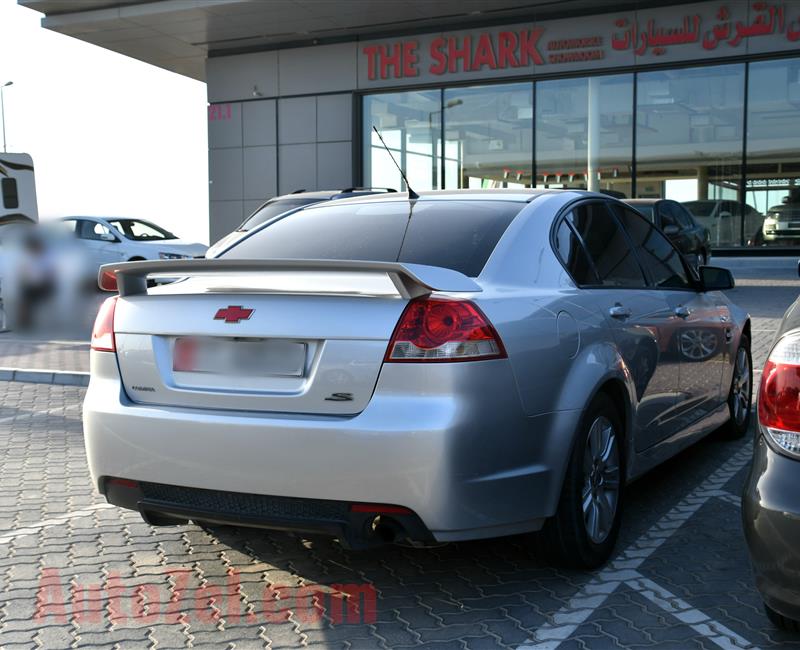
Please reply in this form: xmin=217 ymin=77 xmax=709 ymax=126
xmin=0 ymin=503 xmax=114 ymax=545
xmin=517 ymin=444 xmax=753 ymax=649
xmin=627 ymin=576 xmax=758 ymax=650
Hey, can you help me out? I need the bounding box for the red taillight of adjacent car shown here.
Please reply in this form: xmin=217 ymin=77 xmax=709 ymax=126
xmin=384 ymin=297 xmax=506 ymax=362
xmin=758 ymin=332 xmax=800 ymax=456
xmin=98 ymin=269 xmax=118 ymax=292
xmin=91 ymin=296 xmax=118 ymax=352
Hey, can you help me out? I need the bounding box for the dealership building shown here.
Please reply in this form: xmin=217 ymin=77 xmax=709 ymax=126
xmin=22 ymin=0 xmax=800 ymax=248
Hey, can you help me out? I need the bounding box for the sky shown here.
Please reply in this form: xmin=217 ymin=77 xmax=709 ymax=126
xmin=0 ymin=1 xmax=209 ymax=242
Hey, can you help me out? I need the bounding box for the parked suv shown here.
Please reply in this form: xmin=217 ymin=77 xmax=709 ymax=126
xmin=762 ymin=189 xmax=800 ymax=245
xmin=206 ymin=188 xmax=397 ymax=258
xmin=624 ymin=199 xmax=710 ymax=270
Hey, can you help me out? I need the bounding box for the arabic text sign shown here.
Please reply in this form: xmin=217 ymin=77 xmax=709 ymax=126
xmin=357 ymin=2 xmax=800 ymax=88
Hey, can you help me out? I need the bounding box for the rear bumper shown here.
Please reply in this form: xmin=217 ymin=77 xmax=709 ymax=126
xmin=742 ymin=435 xmax=800 ymax=622
xmin=104 ymin=478 xmax=433 ymax=549
xmin=84 ymin=351 xmax=581 ymax=542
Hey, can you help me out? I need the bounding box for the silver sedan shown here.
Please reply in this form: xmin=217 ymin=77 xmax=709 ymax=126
xmin=83 ymin=189 xmax=752 ymax=569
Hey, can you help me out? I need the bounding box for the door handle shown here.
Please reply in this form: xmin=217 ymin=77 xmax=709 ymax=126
xmin=608 ymin=305 xmax=632 ymax=320
xmin=674 ymin=306 xmax=691 ymax=319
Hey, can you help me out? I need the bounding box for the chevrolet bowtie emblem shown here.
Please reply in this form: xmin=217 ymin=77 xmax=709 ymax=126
xmin=214 ymin=305 xmax=254 ymax=323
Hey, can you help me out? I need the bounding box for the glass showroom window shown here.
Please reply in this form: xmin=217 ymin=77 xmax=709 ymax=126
xmin=535 ymin=74 xmax=633 ymax=198
xmin=637 ymin=64 xmax=745 ymax=247
xmin=746 ymin=57 xmax=800 ymax=248
xmin=443 ymin=83 xmax=533 ymax=188
xmin=363 ymin=90 xmax=442 ymax=191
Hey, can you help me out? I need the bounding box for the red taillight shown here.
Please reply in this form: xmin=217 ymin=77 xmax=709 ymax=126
xmin=91 ymin=296 xmax=118 ymax=352
xmin=98 ymin=269 xmax=118 ymax=292
xmin=385 ymin=297 xmax=506 ymax=362
xmin=758 ymin=332 xmax=800 ymax=456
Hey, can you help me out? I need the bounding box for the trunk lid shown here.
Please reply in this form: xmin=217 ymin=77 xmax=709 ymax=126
xmin=106 ymin=260 xmax=481 ymax=415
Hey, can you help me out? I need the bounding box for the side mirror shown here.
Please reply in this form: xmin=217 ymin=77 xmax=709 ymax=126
xmin=699 ymin=266 xmax=735 ymax=291
xmin=663 ymin=224 xmax=680 ymax=236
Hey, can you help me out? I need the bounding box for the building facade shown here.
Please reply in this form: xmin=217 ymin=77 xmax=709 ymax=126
xmin=22 ymin=0 xmax=800 ymax=248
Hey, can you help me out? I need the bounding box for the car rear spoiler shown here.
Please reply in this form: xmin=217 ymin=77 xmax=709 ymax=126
xmin=99 ymin=258 xmax=482 ymax=299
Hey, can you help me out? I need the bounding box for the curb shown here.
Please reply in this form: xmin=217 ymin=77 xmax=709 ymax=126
xmin=0 ymin=368 xmax=90 ymax=387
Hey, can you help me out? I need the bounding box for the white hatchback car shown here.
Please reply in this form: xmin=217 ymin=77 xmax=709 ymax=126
xmin=57 ymin=216 xmax=207 ymax=271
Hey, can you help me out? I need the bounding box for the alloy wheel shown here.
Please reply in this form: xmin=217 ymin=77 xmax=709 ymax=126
xmin=732 ymin=346 xmax=751 ymax=426
xmin=581 ymin=416 xmax=621 ymax=545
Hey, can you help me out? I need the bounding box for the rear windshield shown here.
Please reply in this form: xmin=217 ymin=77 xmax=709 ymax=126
xmin=239 ymin=198 xmax=323 ymax=231
xmin=222 ymin=200 xmax=524 ymax=277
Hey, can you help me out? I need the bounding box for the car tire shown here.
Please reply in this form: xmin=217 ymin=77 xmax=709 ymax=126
xmin=765 ymin=603 xmax=800 ymax=632
xmin=719 ymin=335 xmax=752 ymax=439
xmin=538 ymin=392 xmax=624 ymax=569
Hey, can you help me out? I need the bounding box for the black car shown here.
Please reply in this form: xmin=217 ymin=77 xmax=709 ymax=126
xmin=624 ymin=199 xmax=711 ymax=270
xmin=743 ymin=271 xmax=800 ymax=632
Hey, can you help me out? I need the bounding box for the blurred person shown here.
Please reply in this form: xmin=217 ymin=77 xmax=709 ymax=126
xmin=0 ymin=223 xmax=31 ymax=331
xmin=16 ymin=228 xmax=56 ymax=330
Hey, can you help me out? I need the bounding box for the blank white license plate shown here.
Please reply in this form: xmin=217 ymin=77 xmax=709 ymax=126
xmin=173 ymin=337 xmax=306 ymax=377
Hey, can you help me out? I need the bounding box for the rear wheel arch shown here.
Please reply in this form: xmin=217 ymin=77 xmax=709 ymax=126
xmin=538 ymin=384 xmax=628 ymax=568
xmin=559 ymin=375 xmax=633 ymax=490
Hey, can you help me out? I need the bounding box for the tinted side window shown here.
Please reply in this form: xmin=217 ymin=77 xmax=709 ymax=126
xmin=672 ymin=203 xmax=694 ymax=229
xmin=566 ymin=203 xmax=646 ymax=288
xmin=615 ymin=207 xmax=691 ymax=289
xmin=78 ymin=221 xmax=112 ymax=241
xmin=553 ymin=218 xmax=598 ymax=285
xmin=659 ymin=203 xmax=680 ymax=229
xmin=1 ymin=178 xmax=18 ymax=209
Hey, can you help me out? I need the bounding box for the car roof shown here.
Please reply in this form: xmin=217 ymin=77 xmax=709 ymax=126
xmin=301 ymin=188 xmax=568 ymax=209
xmin=271 ymin=188 xmax=396 ymax=201
xmin=60 ymin=216 xmax=113 ymax=221
xmin=624 ymin=199 xmax=662 ymax=205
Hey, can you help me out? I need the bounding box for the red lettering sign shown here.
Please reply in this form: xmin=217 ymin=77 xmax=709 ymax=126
xmin=403 ymin=41 xmax=419 ymax=77
xmin=519 ymin=28 xmax=545 ymax=65
xmin=471 ymin=33 xmax=497 ymax=70
xmin=497 ymin=31 xmax=520 ymax=68
xmin=448 ymin=35 xmax=472 ymax=73
xmin=430 ymin=37 xmax=447 ymax=74
xmin=362 ymin=45 xmax=380 ymax=80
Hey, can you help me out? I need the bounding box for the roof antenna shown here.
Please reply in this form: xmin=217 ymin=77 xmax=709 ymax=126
xmin=372 ymin=126 xmax=419 ymax=200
